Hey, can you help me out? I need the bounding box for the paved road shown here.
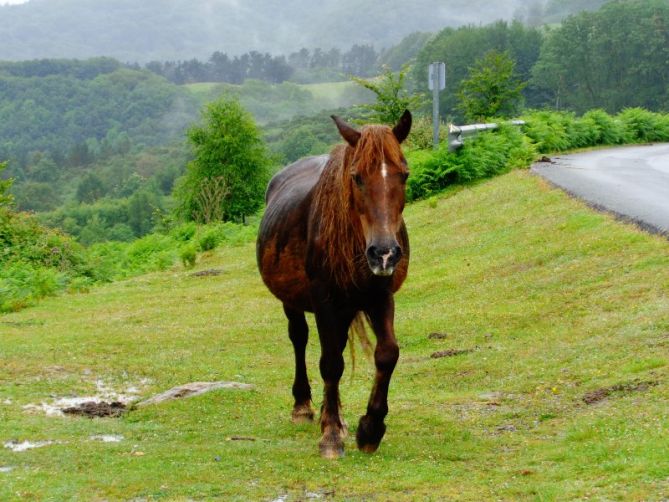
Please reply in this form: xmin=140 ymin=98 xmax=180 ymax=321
xmin=532 ymin=144 xmax=669 ymax=234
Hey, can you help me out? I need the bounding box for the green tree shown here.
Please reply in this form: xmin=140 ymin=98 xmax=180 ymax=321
xmin=76 ymin=173 xmax=106 ymax=203
xmin=13 ymin=182 xmax=61 ymax=212
xmin=412 ymin=21 xmax=542 ymax=121
xmin=128 ymin=189 xmax=160 ymax=236
xmin=458 ymin=50 xmax=526 ymax=122
xmin=0 ymin=161 xmax=13 ymax=208
xmin=279 ymin=126 xmax=328 ymax=163
xmin=532 ymin=0 xmax=669 ymax=113
xmin=352 ymin=65 xmax=425 ymax=124
xmin=174 ymin=96 xmax=271 ymax=223
xmin=378 ymin=32 xmax=432 ymax=71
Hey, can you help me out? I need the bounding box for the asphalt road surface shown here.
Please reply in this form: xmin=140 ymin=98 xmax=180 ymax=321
xmin=532 ymin=144 xmax=669 ymax=234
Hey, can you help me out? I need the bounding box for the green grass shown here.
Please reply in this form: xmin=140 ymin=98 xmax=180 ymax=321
xmin=184 ymin=80 xmax=372 ymax=119
xmin=1 ymin=171 xmax=669 ymax=500
xmin=300 ymin=81 xmax=371 ymax=109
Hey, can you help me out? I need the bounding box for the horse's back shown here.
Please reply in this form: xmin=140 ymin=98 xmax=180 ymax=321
xmin=257 ymin=155 xmax=328 ymax=311
xmin=265 ymin=155 xmax=328 ymax=205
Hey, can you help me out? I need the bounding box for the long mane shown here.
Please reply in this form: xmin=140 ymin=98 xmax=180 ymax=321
xmin=310 ymin=125 xmax=403 ymax=288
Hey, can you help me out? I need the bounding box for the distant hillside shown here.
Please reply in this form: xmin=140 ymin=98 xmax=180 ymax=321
xmin=0 ymin=0 xmax=532 ymax=61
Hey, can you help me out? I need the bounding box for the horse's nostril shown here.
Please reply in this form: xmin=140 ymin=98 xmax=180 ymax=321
xmin=367 ymin=244 xmax=401 ymax=263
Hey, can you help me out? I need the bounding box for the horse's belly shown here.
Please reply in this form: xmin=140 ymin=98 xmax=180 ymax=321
xmin=258 ymin=236 xmax=312 ymax=311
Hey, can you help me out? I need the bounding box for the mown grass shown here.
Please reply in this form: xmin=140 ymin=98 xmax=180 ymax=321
xmin=1 ymin=171 xmax=668 ymax=500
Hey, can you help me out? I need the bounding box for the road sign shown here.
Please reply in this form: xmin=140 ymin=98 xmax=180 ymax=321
xmin=428 ymin=62 xmax=446 ymax=91
xmin=429 ymin=62 xmax=446 ymax=148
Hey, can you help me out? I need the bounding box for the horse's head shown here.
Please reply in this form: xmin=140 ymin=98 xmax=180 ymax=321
xmin=332 ymin=110 xmax=412 ymax=277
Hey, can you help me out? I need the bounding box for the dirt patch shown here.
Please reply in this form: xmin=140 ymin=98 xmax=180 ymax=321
xmin=62 ymin=401 xmax=126 ymax=418
xmin=0 ymin=320 xmax=45 ymax=327
xmin=428 ymin=332 xmax=449 ymax=340
xmin=431 ymin=349 xmax=473 ymax=359
xmin=582 ymin=379 xmax=659 ymax=405
xmin=23 ymin=377 xmax=151 ymax=417
xmin=190 ymin=269 xmax=224 ymax=277
xmin=226 ymin=436 xmax=257 ymax=441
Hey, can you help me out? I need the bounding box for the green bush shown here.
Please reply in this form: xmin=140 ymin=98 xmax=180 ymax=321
xmin=406 ymin=125 xmax=535 ymax=201
xmin=0 ymin=263 xmax=66 ymax=313
xmin=618 ymin=108 xmax=669 ymax=143
xmin=171 ymin=222 xmax=197 ymax=242
xmin=521 ymin=111 xmax=573 ymax=152
xmin=405 ymin=115 xmax=448 ymax=150
xmin=197 ymin=228 xmax=219 ymax=252
xmin=180 ymin=244 xmax=197 ymax=269
xmin=582 ymin=109 xmax=626 ymax=145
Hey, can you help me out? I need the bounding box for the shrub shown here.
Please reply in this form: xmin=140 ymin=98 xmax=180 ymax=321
xmin=406 ymin=125 xmax=535 ymax=201
xmin=171 ymin=222 xmax=197 ymax=242
xmin=618 ymin=108 xmax=669 ymax=143
xmin=0 ymin=263 xmax=66 ymax=313
xmin=582 ymin=109 xmax=626 ymax=145
xmin=405 ymin=115 xmax=448 ymax=151
xmin=197 ymin=228 xmax=219 ymax=252
xmin=180 ymin=244 xmax=197 ymax=269
xmin=521 ymin=111 xmax=573 ymax=152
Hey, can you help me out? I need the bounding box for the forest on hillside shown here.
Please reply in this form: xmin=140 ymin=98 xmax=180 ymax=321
xmin=0 ymin=0 xmax=666 ymax=247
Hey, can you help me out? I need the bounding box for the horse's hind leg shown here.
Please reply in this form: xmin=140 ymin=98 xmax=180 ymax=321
xmin=284 ymin=305 xmax=314 ymax=423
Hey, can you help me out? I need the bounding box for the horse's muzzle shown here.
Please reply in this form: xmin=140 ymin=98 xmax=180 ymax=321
xmin=366 ymin=243 xmax=402 ymax=276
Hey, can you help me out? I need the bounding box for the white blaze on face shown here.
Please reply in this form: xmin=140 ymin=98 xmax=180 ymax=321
xmin=381 ymin=162 xmax=388 ymax=178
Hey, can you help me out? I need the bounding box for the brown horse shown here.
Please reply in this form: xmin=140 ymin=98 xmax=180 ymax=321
xmin=256 ymin=111 xmax=411 ymax=458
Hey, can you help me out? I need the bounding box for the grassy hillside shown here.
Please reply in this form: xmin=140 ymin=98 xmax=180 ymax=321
xmin=1 ymin=171 xmax=668 ymax=500
xmin=184 ymin=80 xmax=373 ymax=124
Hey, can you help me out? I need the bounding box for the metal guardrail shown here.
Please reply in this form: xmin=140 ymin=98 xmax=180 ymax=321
xmin=447 ymin=120 xmax=526 ymax=152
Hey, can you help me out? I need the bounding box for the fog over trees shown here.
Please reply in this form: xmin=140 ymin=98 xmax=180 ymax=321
xmin=0 ymin=0 xmax=602 ymax=62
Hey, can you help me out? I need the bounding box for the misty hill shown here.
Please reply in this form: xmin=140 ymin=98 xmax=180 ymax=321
xmin=1 ymin=0 xmax=536 ymax=62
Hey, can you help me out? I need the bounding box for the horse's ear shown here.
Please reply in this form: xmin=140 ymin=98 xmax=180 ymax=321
xmin=331 ymin=115 xmax=361 ymax=147
xmin=393 ymin=110 xmax=412 ymax=144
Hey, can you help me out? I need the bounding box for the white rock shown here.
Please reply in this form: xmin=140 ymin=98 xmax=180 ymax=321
xmin=136 ymin=381 xmax=254 ymax=407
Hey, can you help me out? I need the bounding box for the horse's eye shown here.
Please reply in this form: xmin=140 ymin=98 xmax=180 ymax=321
xmin=353 ymin=173 xmax=363 ymax=186
xmin=401 ymin=172 xmax=409 ymax=183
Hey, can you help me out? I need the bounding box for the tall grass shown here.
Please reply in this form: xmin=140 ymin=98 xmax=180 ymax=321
xmin=406 ymin=125 xmax=535 ymax=201
xmin=0 ymin=208 xmax=257 ymax=313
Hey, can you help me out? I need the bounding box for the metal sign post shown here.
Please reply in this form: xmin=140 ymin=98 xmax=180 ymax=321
xmin=428 ymin=62 xmax=446 ymax=149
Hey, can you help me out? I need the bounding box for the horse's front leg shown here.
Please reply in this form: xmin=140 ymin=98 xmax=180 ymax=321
xmin=313 ymin=297 xmax=354 ymax=459
xmin=357 ymin=293 xmax=399 ymax=453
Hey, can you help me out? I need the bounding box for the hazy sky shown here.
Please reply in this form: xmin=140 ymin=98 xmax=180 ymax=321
xmin=0 ymin=0 xmax=29 ymax=4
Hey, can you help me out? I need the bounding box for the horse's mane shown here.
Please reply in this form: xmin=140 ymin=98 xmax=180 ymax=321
xmin=311 ymin=125 xmax=403 ymax=288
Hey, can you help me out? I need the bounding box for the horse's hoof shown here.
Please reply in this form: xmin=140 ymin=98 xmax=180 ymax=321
xmin=319 ymin=440 xmax=345 ymax=459
xmin=358 ymin=442 xmax=379 ymax=454
xmin=291 ymin=405 xmax=315 ymax=424
xmin=356 ymin=415 xmax=386 ymax=453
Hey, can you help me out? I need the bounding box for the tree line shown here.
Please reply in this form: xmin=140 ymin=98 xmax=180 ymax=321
xmin=141 ymin=44 xmax=381 ymax=85
xmin=412 ymin=0 xmax=669 ymax=121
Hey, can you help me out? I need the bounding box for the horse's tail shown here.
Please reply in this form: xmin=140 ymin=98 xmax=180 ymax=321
xmin=348 ymin=312 xmax=374 ymax=375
